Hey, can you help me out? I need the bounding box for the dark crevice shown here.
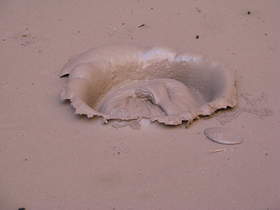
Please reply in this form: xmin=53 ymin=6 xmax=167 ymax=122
xmin=60 ymin=74 xmax=69 ymax=78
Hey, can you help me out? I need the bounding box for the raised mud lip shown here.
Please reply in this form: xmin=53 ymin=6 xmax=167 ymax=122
xmin=60 ymin=45 xmax=237 ymax=126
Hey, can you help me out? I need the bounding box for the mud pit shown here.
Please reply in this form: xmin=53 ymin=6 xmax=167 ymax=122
xmin=1 ymin=0 xmax=279 ymax=209
xmin=60 ymin=45 xmax=237 ymax=125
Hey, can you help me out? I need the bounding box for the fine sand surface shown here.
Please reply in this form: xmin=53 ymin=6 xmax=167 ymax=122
xmin=0 ymin=0 xmax=279 ymax=209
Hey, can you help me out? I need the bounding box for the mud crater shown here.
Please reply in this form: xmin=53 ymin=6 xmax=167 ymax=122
xmin=60 ymin=45 xmax=237 ymax=126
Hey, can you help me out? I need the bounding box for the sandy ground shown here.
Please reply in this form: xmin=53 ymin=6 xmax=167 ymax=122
xmin=0 ymin=0 xmax=280 ymax=209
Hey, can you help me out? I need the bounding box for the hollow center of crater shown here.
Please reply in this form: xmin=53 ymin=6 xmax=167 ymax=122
xmin=94 ymin=78 xmax=203 ymax=120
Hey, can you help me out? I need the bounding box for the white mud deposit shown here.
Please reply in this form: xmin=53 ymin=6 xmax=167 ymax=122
xmin=60 ymin=45 xmax=237 ymax=125
xmin=204 ymin=127 xmax=244 ymax=145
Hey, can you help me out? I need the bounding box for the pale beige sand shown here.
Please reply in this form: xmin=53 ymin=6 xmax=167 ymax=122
xmin=0 ymin=0 xmax=279 ymax=210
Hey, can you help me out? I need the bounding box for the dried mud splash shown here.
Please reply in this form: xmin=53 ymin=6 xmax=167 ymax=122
xmin=60 ymin=45 xmax=237 ymax=126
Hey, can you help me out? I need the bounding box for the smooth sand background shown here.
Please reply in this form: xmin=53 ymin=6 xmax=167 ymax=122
xmin=0 ymin=0 xmax=279 ymax=209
